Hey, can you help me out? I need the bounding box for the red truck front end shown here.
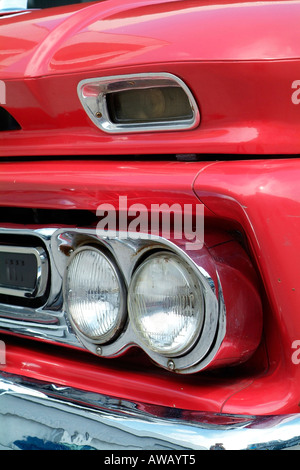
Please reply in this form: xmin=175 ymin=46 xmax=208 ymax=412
xmin=1 ymin=0 xmax=300 ymax=450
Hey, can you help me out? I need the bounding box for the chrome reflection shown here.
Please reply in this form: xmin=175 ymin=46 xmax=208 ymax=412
xmin=0 ymin=0 xmax=28 ymax=12
xmin=0 ymin=371 xmax=300 ymax=450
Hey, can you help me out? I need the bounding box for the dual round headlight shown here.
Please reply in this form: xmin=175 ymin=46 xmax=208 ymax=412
xmin=64 ymin=246 xmax=204 ymax=358
xmin=128 ymin=252 xmax=204 ymax=356
xmin=65 ymin=247 xmax=126 ymax=344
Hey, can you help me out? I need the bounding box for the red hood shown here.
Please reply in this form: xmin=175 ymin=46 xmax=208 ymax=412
xmin=2 ymin=0 xmax=300 ymax=157
xmin=1 ymin=0 xmax=300 ymax=79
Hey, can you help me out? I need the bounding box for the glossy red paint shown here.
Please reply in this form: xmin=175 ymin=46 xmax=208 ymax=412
xmin=0 ymin=157 xmax=298 ymax=414
xmin=0 ymin=159 xmax=211 ymax=210
xmin=0 ymin=333 xmax=260 ymax=413
xmin=0 ymin=159 xmax=263 ymax=375
xmin=194 ymin=158 xmax=300 ymax=414
xmin=1 ymin=1 xmax=300 ymax=156
xmin=2 ymin=0 xmax=300 ymax=78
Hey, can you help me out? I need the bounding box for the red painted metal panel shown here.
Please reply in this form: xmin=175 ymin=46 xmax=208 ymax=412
xmin=194 ymin=158 xmax=300 ymax=414
xmin=0 ymin=158 xmax=298 ymax=414
xmin=0 ymin=0 xmax=300 ymax=416
xmin=1 ymin=2 xmax=300 ymax=156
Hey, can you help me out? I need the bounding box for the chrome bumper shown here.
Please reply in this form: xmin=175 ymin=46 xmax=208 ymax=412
xmin=0 ymin=371 xmax=300 ymax=451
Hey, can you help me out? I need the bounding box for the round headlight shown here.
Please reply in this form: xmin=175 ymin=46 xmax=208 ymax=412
xmin=64 ymin=246 xmax=126 ymax=344
xmin=128 ymin=252 xmax=204 ymax=357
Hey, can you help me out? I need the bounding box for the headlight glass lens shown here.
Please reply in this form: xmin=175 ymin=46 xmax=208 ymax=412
xmin=65 ymin=247 xmax=125 ymax=343
xmin=106 ymin=87 xmax=193 ymax=124
xmin=128 ymin=252 xmax=204 ymax=356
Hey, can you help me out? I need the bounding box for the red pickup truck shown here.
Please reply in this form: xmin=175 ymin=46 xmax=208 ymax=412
xmin=1 ymin=0 xmax=300 ymax=451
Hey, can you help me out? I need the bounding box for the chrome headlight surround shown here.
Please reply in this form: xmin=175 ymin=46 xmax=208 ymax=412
xmin=77 ymin=73 xmax=200 ymax=133
xmin=127 ymin=248 xmax=222 ymax=373
xmin=0 ymin=227 xmax=262 ymax=375
xmin=60 ymin=232 xmax=222 ymax=373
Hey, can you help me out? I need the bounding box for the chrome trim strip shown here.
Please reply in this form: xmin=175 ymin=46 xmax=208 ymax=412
xmin=77 ymin=73 xmax=200 ymax=134
xmin=1 ymin=371 xmax=300 ymax=450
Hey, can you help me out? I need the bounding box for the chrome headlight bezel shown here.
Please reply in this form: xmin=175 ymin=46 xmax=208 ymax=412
xmin=60 ymin=233 xmax=222 ymax=373
xmin=0 ymin=227 xmax=262 ymax=375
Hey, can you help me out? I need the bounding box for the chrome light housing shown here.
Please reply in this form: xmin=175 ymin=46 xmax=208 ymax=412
xmin=77 ymin=73 xmax=200 ymax=133
xmin=60 ymin=233 xmax=222 ymax=373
